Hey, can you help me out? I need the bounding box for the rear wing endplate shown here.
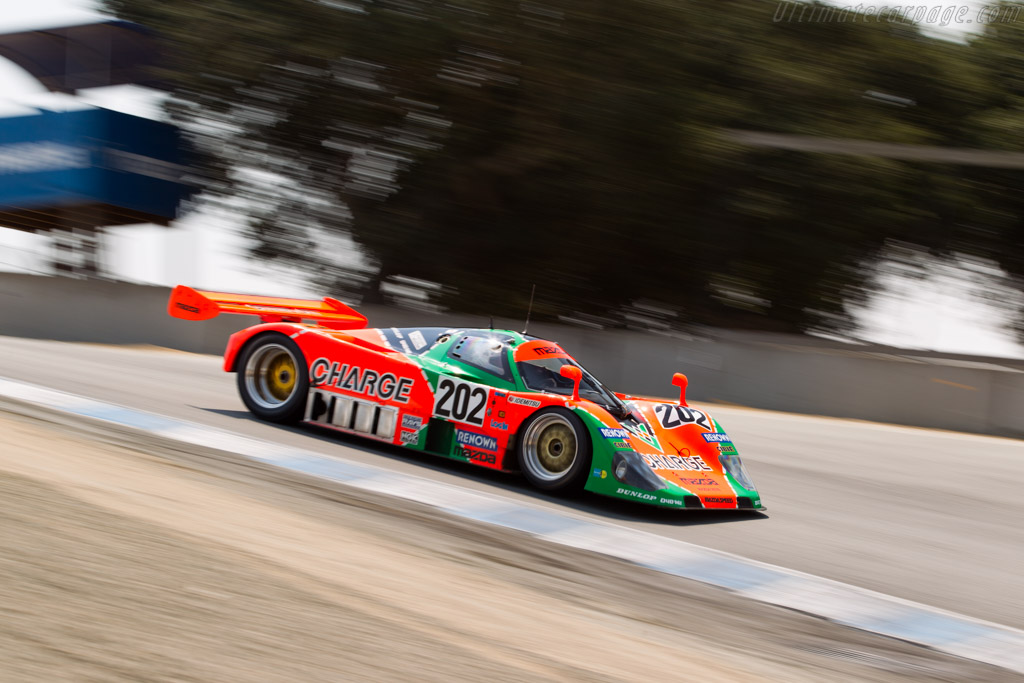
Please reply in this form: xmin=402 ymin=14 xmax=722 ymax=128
xmin=167 ymin=285 xmax=367 ymax=330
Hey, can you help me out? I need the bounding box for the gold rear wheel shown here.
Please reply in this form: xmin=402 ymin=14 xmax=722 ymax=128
xmin=237 ymin=335 xmax=309 ymax=423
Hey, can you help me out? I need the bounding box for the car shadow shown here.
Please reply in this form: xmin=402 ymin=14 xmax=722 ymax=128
xmin=195 ymin=406 xmax=768 ymax=527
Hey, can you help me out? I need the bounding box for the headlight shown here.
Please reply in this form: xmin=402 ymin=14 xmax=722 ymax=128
xmin=614 ymin=458 xmax=629 ymax=481
xmin=719 ymin=452 xmax=756 ymax=491
xmin=612 ymin=451 xmax=668 ymax=491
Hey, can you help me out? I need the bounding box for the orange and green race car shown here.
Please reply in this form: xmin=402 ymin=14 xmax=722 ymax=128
xmin=168 ymin=286 xmax=763 ymax=510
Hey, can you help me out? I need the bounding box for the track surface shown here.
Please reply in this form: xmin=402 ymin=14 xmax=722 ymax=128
xmin=2 ymin=335 xmax=1022 ymax=630
xmin=5 ymin=411 xmax=1006 ymax=681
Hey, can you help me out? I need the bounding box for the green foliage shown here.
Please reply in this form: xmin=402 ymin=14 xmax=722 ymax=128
xmin=105 ymin=0 xmax=1024 ymax=336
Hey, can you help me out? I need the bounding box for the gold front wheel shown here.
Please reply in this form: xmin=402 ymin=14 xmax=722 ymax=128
xmin=519 ymin=408 xmax=590 ymax=492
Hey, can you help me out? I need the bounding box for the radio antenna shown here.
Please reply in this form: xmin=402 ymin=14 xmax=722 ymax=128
xmin=522 ymin=284 xmax=536 ymax=336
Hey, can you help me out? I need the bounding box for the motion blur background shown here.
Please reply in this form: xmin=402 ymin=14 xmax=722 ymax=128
xmin=4 ymin=0 xmax=1024 ymax=357
xmin=6 ymin=5 xmax=1024 ymax=679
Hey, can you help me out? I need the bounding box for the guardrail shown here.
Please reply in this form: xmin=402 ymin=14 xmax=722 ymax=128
xmin=2 ymin=272 xmax=1022 ymax=437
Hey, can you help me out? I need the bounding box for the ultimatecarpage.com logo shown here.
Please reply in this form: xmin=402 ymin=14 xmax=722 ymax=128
xmin=772 ymin=2 xmax=1021 ymax=27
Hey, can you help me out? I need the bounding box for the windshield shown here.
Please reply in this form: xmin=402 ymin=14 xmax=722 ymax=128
xmin=517 ymin=357 xmax=627 ymax=415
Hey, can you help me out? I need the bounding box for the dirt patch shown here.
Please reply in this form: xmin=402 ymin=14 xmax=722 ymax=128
xmin=0 ymin=408 xmax=1015 ymax=682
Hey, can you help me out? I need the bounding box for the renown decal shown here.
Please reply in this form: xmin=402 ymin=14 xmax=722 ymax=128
xmin=455 ymin=429 xmax=498 ymax=453
xmin=600 ymin=428 xmax=630 ymax=439
xmin=702 ymin=432 xmax=731 ymax=442
xmin=310 ymin=358 xmax=415 ymax=403
xmin=641 ymin=453 xmax=713 ymax=472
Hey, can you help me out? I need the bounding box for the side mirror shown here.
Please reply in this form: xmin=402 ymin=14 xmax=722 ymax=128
xmin=672 ymin=372 xmax=688 ymax=406
xmin=560 ymin=365 xmax=583 ymax=401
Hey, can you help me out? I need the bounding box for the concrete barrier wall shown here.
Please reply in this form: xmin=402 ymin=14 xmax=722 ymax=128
xmin=2 ymin=273 xmax=1023 ymax=438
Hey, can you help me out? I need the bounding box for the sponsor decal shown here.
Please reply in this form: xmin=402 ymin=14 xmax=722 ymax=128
xmin=641 ymin=453 xmax=713 ymax=472
xmin=401 ymin=414 xmax=423 ymax=430
xmin=400 ymin=430 xmax=419 ymax=444
xmin=622 ymin=422 xmax=661 ymax=450
xmin=494 ymin=391 xmax=506 ymax=399
xmin=653 ymin=404 xmax=711 ymax=430
xmin=716 ymin=442 xmax=738 ymax=454
xmin=679 ymin=477 xmax=719 ymax=487
xmin=533 ymin=345 xmax=562 ymax=356
xmin=310 ymin=358 xmax=415 ymax=403
xmin=659 ymin=498 xmax=684 ymax=506
xmin=592 ymin=469 xmax=608 ymax=479
xmin=600 ymin=428 xmax=630 ymax=439
xmin=408 ymin=329 xmax=427 ymax=350
xmin=463 ymin=448 xmax=496 ymax=464
xmin=704 ymin=496 xmax=734 ymax=504
xmin=434 ymin=376 xmax=489 ymax=426
xmin=611 ymin=441 xmax=631 ymax=449
xmin=175 ymin=302 xmax=200 ymax=314
xmin=702 ymin=432 xmax=731 ymax=443
xmin=455 ymin=429 xmax=498 ymax=453
xmin=616 ymin=487 xmax=656 ymax=501
xmin=489 ymin=420 xmax=509 ymax=431
xmin=508 ymin=395 xmax=541 ymax=408
xmin=753 ymin=498 xmax=761 ymax=507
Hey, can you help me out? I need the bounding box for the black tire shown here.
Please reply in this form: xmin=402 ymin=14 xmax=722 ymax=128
xmin=517 ymin=407 xmax=591 ymax=492
xmin=236 ymin=333 xmax=309 ymax=423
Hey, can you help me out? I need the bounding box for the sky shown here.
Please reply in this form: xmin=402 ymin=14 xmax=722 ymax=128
xmin=1 ymin=0 xmax=1023 ymax=359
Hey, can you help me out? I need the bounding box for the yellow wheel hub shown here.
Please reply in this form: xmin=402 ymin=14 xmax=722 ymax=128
xmin=265 ymin=353 xmax=296 ymax=401
xmin=536 ymin=423 xmax=576 ymax=473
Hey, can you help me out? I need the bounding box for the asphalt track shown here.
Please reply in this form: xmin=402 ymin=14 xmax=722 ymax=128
xmin=1 ymin=335 xmax=1022 ymax=633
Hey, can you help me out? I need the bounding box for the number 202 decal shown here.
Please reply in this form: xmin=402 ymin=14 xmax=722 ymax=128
xmin=434 ymin=376 xmax=489 ymax=427
xmin=653 ymin=404 xmax=711 ymax=430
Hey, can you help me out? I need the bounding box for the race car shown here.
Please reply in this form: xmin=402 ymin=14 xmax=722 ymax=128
xmin=168 ymin=286 xmax=763 ymax=510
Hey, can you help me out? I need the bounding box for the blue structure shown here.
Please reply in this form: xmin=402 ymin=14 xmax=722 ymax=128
xmin=0 ymin=20 xmax=193 ymax=275
xmin=0 ymin=108 xmax=194 ymax=232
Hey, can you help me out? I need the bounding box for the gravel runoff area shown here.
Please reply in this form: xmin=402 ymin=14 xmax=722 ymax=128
xmin=0 ymin=405 xmax=1015 ymax=682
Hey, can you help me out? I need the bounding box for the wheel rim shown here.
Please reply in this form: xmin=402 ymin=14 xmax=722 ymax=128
xmin=244 ymin=343 xmax=298 ymax=410
xmin=522 ymin=413 xmax=578 ymax=482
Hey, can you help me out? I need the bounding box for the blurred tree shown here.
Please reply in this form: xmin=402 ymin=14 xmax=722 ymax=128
xmin=960 ymin=5 xmax=1024 ymax=339
xmin=104 ymin=0 xmax=1024 ymax=337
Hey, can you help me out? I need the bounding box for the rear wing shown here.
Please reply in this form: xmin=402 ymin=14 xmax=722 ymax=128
xmin=167 ymin=285 xmax=367 ymax=330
